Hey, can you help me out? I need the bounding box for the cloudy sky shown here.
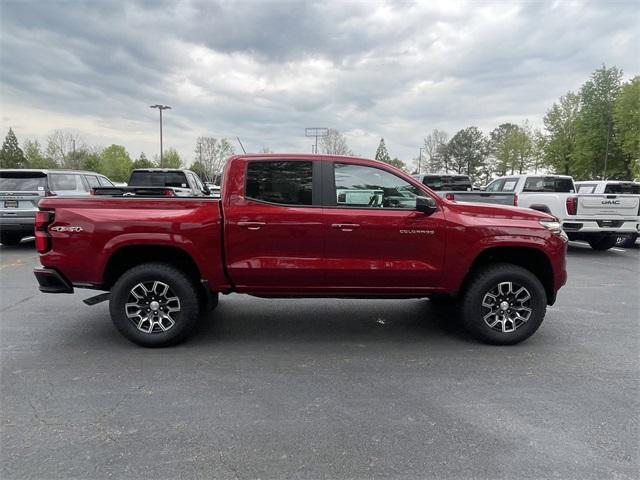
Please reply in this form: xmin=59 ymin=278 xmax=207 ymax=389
xmin=1 ymin=0 xmax=638 ymax=165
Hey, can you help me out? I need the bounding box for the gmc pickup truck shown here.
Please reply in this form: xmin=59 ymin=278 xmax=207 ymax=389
xmin=486 ymin=174 xmax=640 ymax=250
xmin=33 ymin=154 xmax=568 ymax=347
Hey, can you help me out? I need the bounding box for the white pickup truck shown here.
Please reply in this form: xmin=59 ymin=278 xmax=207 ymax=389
xmin=485 ymin=174 xmax=640 ymax=250
xmin=575 ymin=180 xmax=640 ymax=248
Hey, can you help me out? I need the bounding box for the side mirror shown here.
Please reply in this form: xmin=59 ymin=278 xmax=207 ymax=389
xmin=416 ymin=196 xmax=438 ymax=215
xmin=202 ymin=186 xmax=211 ymax=195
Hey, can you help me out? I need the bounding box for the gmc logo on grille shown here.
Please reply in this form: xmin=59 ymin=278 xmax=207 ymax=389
xmin=601 ymin=200 xmax=620 ymax=205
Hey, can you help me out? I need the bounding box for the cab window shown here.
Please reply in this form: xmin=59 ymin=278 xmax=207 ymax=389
xmin=577 ymin=184 xmax=596 ymax=194
xmin=333 ymin=163 xmax=420 ymax=209
xmin=245 ymin=161 xmax=313 ymax=206
xmin=485 ymin=179 xmax=505 ymax=192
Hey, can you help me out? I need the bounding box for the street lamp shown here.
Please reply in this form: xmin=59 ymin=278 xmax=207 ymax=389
xmin=150 ymin=104 xmax=171 ymax=166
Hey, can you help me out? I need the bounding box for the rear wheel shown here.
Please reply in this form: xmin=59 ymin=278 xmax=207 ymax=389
xmin=587 ymin=236 xmax=618 ymax=251
xmin=0 ymin=233 xmax=22 ymax=245
xmin=461 ymin=263 xmax=547 ymax=345
xmin=109 ymin=263 xmax=201 ymax=347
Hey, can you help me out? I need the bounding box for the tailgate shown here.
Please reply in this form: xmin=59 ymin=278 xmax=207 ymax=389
xmin=577 ymin=194 xmax=640 ymax=217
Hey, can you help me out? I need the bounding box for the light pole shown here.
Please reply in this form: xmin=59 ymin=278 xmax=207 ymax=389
xmin=150 ymin=104 xmax=171 ymax=166
xmin=305 ymin=128 xmax=328 ymax=154
xmin=418 ymin=146 xmax=426 ymax=174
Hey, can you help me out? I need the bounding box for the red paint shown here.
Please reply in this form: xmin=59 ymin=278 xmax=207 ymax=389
xmin=36 ymin=154 xmax=568 ymax=299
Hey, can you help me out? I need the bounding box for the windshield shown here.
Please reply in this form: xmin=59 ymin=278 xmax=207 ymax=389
xmin=0 ymin=172 xmax=47 ymax=191
xmin=129 ymin=171 xmax=188 ymax=188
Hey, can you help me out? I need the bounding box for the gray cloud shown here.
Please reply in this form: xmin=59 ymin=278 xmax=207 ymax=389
xmin=1 ymin=0 xmax=638 ymax=163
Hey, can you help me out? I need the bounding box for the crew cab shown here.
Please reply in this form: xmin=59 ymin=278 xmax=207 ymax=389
xmin=128 ymin=168 xmax=210 ymax=196
xmin=34 ymin=154 xmax=568 ymax=347
xmin=486 ymin=174 xmax=640 ymax=250
xmin=413 ymin=173 xmax=516 ymax=206
xmin=0 ymin=169 xmax=113 ymax=245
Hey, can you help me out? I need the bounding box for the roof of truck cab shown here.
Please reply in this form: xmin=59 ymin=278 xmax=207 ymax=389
xmin=575 ymin=180 xmax=639 ymax=185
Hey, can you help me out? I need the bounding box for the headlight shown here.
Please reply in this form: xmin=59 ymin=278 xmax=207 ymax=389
xmin=539 ymin=219 xmax=568 ymax=242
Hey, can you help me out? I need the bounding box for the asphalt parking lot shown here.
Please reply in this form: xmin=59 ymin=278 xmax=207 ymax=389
xmin=1 ymin=240 xmax=638 ymax=480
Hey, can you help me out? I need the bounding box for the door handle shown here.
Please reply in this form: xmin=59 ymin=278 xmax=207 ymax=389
xmin=331 ymin=223 xmax=360 ymax=231
xmin=238 ymin=221 xmax=266 ymax=230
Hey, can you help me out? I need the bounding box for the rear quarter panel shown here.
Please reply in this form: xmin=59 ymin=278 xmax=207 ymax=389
xmin=37 ymin=197 xmax=227 ymax=289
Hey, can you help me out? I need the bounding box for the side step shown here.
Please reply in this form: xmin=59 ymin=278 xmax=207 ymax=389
xmin=83 ymin=292 xmax=110 ymax=306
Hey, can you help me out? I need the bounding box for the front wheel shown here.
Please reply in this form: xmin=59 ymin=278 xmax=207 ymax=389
xmin=109 ymin=263 xmax=201 ymax=347
xmin=587 ymin=236 xmax=617 ymax=251
xmin=616 ymin=233 xmax=638 ymax=249
xmin=461 ymin=263 xmax=547 ymax=345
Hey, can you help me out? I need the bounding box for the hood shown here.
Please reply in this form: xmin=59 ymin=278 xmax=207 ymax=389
xmin=447 ymin=201 xmax=555 ymax=221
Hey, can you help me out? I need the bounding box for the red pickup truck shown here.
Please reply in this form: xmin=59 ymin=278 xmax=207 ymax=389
xmin=33 ymin=154 xmax=568 ymax=347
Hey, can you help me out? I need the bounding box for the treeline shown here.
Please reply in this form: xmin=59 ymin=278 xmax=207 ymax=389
xmin=416 ymin=66 xmax=639 ymax=184
xmin=0 ymin=130 xmax=236 ymax=183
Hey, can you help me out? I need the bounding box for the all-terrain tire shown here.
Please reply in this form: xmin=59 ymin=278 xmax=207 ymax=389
xmin=461 ymin=263 xmax=547 ymax=345
xmin=109 ymin=262 xmax=201 ymax=347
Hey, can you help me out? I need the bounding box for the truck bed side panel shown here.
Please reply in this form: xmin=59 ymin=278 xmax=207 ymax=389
xmin=38 ymin=197 xmax=228 ymax=290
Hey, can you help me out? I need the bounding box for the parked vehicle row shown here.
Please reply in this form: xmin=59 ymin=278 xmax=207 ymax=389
xmin=33 ymin=154 xmax=568 ymax=347
xmin=413 ymin=173 xmax=517 ymax=206
xmin=484 ymin=174 xmax=640 ymax=250
xmin=0 ymin=169 xmax=113 ymax=245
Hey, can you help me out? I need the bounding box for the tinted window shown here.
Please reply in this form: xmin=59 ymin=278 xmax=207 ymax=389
xmin=334 ymin=163 xmax=420 ymax=209
xmin=523 ymin=177 xmax=574 ymax=193
xmin=85 ymin=175 xmax=100 ymax=188
xmin=246 ymin=161 xmax=313 ymax=205
xmin=421 ymin=175 xmax=471 ymax=191
xmin=129 ymin=171 xmax=189 ymax=188
xmin=604 ymin=183 xmax=640 ymax=194
xmin=0 ymin=172 xmax=47 ymax=191
xmin=49 ymin=174 xmax=85 ymax=191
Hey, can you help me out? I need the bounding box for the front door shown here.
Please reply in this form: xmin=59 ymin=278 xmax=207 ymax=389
xmin=322 ymin=161 xmax=446 ymax=291
xmin=224 ymin=159 xmax=325 ymax=292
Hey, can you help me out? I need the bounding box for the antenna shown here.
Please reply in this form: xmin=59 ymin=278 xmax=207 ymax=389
xmin=236 ymin=136 xmax=247 ymax=154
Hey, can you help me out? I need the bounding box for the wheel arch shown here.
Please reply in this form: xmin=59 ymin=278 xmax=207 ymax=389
xmin=462 ymin=246 xmax=556 ymax=305
xmin=103 ymin=244 xmax=202 ymax=291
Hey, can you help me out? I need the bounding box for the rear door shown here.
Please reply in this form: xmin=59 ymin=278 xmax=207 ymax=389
xmin=322 ymin=161 xmax=446 ymax=290
xmin=224 ymin=159 xmax=325 ymax=291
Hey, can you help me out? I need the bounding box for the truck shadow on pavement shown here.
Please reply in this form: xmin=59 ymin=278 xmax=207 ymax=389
xmin=185 ymin=296 xmax=477 ymax=348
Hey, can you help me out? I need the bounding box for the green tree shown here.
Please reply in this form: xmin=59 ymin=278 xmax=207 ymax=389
xmin=23 ymin=139 xmax=58 ymax=169
xmin=194 ymin=137 xmax=234 ymax=180
xmin=131 ymin=152 xmax=155 ymax=170
xmin=190 ymin=160 xmax=208 ymax=181
xmin=573 ymin=65 xmax=624 ymax=179
xmin=374 ymin=138 xmax=391 ymax=163
xmin=490 ymin=123 xmax=520 ymax=175
xmin=613 ymin=76 xmax=640 ymax=179
xmin=421 ymin=129 xmax=449 ymax=173
xmin=0 ymin=128 xmax=27 ymax=168
xmin=82 ymin=152 xmax=103 ymax=173
xmin=447 ymin=127 xmax=489 ymax=183
xmin=100 ymin=145 xmax=132 ymax=182
xmin=543 ymin=91 xmax=580 ymax=175
xmin=161 ymin=148 xmax=183 ymax=168
xmin=387 ymin=158 xmax=406 ymax=171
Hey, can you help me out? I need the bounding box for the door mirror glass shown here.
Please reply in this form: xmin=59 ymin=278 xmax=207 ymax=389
xmin=416 ymin=196 xmax=438 ymax=214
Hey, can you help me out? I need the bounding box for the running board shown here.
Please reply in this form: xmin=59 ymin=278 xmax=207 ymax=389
xmin=83 ymin=293 xmax=110 ymax=306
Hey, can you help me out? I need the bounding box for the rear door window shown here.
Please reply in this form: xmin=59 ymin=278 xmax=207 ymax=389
xmin=502 ymin=178 xmax=519 ymax=192
xmin=0 ymin=172 xmax=47 ymax=191
xmin=49 ymin=173 xmax=87 ymax=193
xmin=246 ymin=161 xmax=313 ymax=205
xmin=84 ymin=175 xmax=101 ymax=189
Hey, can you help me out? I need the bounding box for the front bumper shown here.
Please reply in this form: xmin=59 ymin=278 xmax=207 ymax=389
xmin=33 ymin=268 xmax=74 ymax=294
